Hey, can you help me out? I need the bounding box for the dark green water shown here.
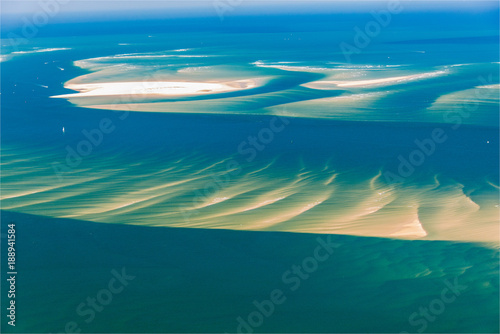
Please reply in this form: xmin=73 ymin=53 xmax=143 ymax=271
xmin=1 ymin=210 xmax=499 ymax=333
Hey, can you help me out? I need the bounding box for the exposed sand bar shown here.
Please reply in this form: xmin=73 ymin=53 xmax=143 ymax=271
xmin=304 ymin=70 xmax=448 ymax=89
xmin=52 ymin=79 xmax=259 ymax=98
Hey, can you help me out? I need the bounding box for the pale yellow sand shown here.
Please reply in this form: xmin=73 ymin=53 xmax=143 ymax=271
xmin=2 ymin=146 xmax=498 ymax=245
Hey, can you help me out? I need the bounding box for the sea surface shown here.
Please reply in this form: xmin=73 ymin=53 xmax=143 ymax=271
xmin=1 ymin=11 xmax=499 ymax=333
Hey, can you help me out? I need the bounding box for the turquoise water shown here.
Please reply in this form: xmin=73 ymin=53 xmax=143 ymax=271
xmin=1 ymin=11 xmax=499 ymax=333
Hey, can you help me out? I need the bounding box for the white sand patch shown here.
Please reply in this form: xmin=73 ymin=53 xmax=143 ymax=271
xmin=252 ymin=61 xmax=330 ymax=72
xmin=12 ymin=47 xmax=71 ymax=54
xmin=51 ymin=79 xmax=258 ymax=98
xmin=311 ymin=70 xmax=447 ymax=88
xmin=476 ymin=84 xmax=500 ymax=89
